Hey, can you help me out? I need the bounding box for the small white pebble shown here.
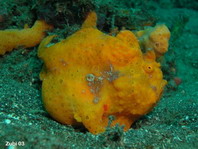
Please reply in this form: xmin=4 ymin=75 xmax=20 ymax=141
xmin=185 ymin=116 xmax=189 ymax=120
xmin=7 ymin=146 xmax=17 ymax=149
xmin=4 ymin=119 xmax=11 ymax=124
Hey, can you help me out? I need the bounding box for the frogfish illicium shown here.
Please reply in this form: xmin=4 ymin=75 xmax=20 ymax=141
xmin=38 ymin=12 xmax=168 ymax=134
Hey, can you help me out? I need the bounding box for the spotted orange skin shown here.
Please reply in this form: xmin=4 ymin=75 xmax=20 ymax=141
xmin=38 ymin=12 xmax=167 ymax=134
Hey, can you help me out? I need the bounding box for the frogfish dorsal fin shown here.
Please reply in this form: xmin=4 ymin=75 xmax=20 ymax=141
xmin=82 ymin=11 xmax=97 ymax=28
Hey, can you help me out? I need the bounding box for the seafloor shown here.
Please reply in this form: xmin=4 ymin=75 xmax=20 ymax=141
xmin=0 ymin=0 xmax=198 ymax=148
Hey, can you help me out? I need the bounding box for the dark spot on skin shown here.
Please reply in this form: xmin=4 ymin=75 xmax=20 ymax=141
xmin=155 ymin=42 xmax=160 ymax=47
xmin=59 ymin=79 xmax=63 ymax=83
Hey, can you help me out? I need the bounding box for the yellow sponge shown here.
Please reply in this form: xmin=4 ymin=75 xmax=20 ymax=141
xmin=0 ymin=20 xmax=52 ymax=55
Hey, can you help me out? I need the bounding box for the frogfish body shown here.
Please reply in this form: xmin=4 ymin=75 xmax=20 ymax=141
xmin=38 ymin=12 xmax=167 ymax=134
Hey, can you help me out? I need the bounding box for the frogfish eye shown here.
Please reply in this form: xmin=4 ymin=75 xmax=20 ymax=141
xmin=143 ymin=63 xmax=154 ymax=73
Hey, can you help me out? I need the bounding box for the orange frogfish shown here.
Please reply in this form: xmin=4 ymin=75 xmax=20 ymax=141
xmin=38 ymin=12 xmax=168 ymax=134
xmin=0 ymin=20 xmax=52 ymax=55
